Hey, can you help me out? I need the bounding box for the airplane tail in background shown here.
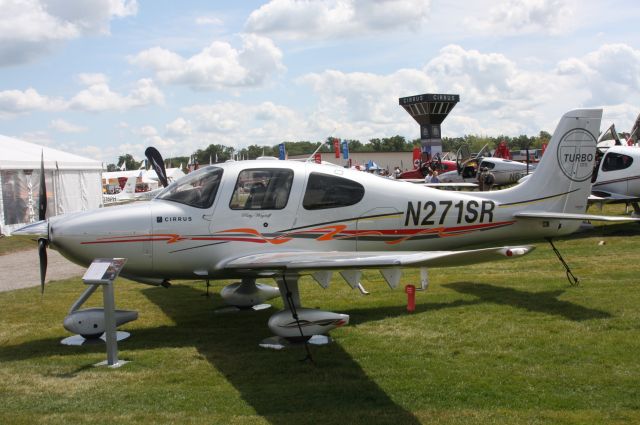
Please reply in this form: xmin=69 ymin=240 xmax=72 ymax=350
xmin=488 ymin=109 xmax=602 ymax=215
xmin=122 ymin=175 xmax=137 ymax=195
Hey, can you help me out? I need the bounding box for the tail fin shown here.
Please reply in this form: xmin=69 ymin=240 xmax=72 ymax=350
xmin=122 ymin=176 xmax=137 ymax=194
xmin=489 ymin=109 xmax=601 ymax=214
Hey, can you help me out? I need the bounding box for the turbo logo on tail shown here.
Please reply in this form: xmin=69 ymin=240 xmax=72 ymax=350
xmin=556 ymin=128 xmax=597 ymax=182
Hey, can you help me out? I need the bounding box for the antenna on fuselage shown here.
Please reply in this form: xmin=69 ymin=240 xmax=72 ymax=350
xmin=306 ymin=142 xmax=324 ymax=162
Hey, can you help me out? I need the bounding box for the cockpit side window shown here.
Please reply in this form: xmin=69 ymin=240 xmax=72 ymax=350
xmin=303 ymin=172 xmax=364 ymax=210
xmin=156 ymin=166 xmax=223 ymax=209
xmin=229 ymin=168 xmax=294 ymax=210
xmin=602 ymin=152 xmax=633 ymax=172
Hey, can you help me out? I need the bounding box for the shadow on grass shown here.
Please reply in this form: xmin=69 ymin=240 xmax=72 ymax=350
xmin=345 ymin=298 xmax=482 ymax=325
xmin=555 ymin=221 xmax=640 ymax=241
xmin=444 ymin=282 xmax=612 ymax=321
xmin=138 ymin=284 xmax=422 ymax=425
xmin=0 ymin=281 xmax=613 ymax=423
xmin=0 ymin=285 xmax=424 ymax=423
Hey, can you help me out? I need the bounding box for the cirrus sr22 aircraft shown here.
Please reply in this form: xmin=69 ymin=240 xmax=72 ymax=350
xmin=15 ymin=109 xmax=638 ymax=346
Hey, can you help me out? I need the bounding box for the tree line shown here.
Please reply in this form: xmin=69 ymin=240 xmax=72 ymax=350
xmin=107 ymin=132 xmax=553 ymax=172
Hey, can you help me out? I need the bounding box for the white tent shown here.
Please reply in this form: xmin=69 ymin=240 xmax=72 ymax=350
xmin=102 ymin=167 xmax=185 ymax=188
xmin=0 ymin=135 xmax=103 ymax=235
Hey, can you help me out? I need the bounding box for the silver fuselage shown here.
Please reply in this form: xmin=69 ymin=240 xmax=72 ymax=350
xmin=48 ymin=160 xmax=579 ymax=281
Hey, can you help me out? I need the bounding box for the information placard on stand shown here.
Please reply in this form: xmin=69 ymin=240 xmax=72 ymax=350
xmin=82 ymin=258 xmax=128 ymax=368
xmin=83 ymin=258 xmax=127 ymax=285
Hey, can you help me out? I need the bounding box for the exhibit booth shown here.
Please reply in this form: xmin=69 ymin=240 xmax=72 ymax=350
xmin=102 ymin=167 xmax=185 ymax=190
xmin=0 ymin=135 xmax=103 ymax=235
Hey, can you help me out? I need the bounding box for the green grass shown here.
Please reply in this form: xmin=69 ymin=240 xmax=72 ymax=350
xmin=0 ymin=235 xmax=37 ymax=255
xmin=1 ymin=214 xmax=640 ymax=423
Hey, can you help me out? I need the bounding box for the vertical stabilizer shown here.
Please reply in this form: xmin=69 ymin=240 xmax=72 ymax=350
xmin=489 ymin=109 xmax=601 ymax=214
xmin=122 ymin=175 xmax=137 ymax=195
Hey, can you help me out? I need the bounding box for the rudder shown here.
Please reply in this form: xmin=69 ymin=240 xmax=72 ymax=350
xmin=489 ymin=109 xmax=601 ymax=214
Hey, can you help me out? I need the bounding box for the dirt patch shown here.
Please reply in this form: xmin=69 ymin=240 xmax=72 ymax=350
xmin=0 ymin=248 xmax=85 ymax=292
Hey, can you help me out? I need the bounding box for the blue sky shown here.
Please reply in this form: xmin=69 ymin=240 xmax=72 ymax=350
xmin=1 ymin=0 xmax=640 ymax=165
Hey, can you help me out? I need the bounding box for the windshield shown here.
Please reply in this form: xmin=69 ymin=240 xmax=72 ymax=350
xmin=156 ymin=166 xmax=223 ymax=209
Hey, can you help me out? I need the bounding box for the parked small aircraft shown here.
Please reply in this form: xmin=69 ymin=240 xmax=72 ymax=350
xmin=102 ymin=148 xmax=170 ymax=205
xmin=520 ymin=119 xmax=640 ymax=211
xmin=439 ymin=155 xmax=536 ymax=187
xmin=590 ymin=145 xmax=640 ymax=203
xmin=396 ymin=157 xmax=458 ymax=180
xmin=16 ymin=109 xmax=637 ymax=345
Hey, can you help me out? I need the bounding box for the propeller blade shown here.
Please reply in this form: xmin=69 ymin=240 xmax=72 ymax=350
xmin=38 ymin=238 xmax=47 ymax=294
xmin=145 ymin=147 xmax=169 ymax=188
xmin=38 ymin=150 xmax=47 ymax=221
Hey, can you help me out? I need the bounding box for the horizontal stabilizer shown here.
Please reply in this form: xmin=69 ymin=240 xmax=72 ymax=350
xmin=589 ymin=191 xmax=640 ymax=203
xmin=222 ymin=246 xmax=535 ymax=274
xmin=514 ymin=211 xmax=640 ymax=222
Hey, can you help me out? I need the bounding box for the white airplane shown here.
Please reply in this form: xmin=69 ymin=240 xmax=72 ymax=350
xmin=102 ymin=174 xmax=164 ymax=205
xmin=520 ymin=122 xmax=640 ymax=210
xmin=591 ymin=145 xmax=640 ymax=202
xmin=102 ymin=148 xmax=171 ymax=205
xmin=588 ymin=121 xmax=640 ymax=207
xmin=439 ymin=156 xmax=536 ymax=187
xmin=15 ymin=109 xmax=637 ymax=346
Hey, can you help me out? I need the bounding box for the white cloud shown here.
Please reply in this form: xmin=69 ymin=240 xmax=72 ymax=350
xmin=19 ymin=130 xmax=55 ymax=146
xmin=130 ymin=34 xmax=285 ymax=90
xmin=0 ymin=0 xmax=138 ymax=66
xmin=465 ymin=0 xmax=576 ymax=36
xmin=0 ymin=87 xmax=66 ymax=117
xmin=296 ymin=44 xmax=595 ymax=139
xmin=0 ymin=74 xmax=163 ymax=117
xmin=556 ymin=43 xmax=640 ymax=105
xmin=158 ymin=101 xmax=308 ymax=153
xmin=245 ymin=0 xmax=430 ymax=40
xmin=299 ymin=68 xmax=434 ymax=128
xmin=134 ymin=125 xmax=158 ymax=138
xmin=49 ymin=118 xmax=87 ymax=133
xmin=130 ymin=124 xmax=176 ymax=153
xmin=165 ymin=117 xmax=192 ymax=137
xmin=68 ymin=75 xmax=164 ymax=112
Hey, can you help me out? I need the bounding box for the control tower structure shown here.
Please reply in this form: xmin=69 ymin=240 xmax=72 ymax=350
xmin=399 ymin=93 xmax=459 ymax=161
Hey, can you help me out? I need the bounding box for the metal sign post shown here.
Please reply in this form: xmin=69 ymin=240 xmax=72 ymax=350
xmin=82 ymin=258 xmax=128 ymax=368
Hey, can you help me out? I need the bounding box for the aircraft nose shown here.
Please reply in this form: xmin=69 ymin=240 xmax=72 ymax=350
xmin=48 ymin=204 xmax=153 ymax=267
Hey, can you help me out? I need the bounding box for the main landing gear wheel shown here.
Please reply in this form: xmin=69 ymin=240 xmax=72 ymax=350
xmin=258 ymin=274 xmax=349 ymax=354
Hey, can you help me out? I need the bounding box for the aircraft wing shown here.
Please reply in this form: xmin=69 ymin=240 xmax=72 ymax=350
xmin=589 ymin=190 xmax=640 ymax=203
xmin=221 ymin=245 xmax=535 ymax=273
xmin=424 ymin=182 xmax=478 ymax=189
xmin=398 ymin=179 xmax=478 ymax=189
xmin=514 ymin=211 xmax=640 ymax=222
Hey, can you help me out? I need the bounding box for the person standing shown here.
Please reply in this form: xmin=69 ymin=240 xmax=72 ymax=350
xmin=477 ymin=167 xmax=486 ymax=191
xmin=483 ymin=168 xmax=495 ymax=191
xmin=424 ymin=168 xmax=434 ymax=183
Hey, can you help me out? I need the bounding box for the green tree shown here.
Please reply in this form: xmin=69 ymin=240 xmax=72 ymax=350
xmin=117 ymin=154 xmax=141 ymax=171
xmin=346 ymin=139 xmax=362 ymax=151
